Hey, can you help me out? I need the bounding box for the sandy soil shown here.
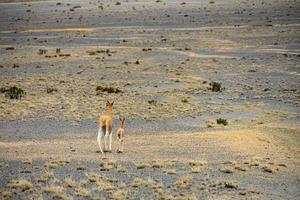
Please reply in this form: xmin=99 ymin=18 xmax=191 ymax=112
xmin=0 ymin=0 xmax=299 ymax=199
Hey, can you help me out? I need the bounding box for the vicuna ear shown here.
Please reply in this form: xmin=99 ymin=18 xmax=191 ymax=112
xmin=111 ymin=101 xmax=114 ymax=105
xmin=119 ymin=116 xmax=122 ymax=121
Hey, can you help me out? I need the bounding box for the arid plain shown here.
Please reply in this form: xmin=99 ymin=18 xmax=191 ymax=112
xmin=0 ymin=0 xmax=299 ymax=199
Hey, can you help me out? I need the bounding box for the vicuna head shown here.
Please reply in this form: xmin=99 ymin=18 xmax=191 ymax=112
xmin=106 ymin=100 xmax=114 ymax=107
xmin=106 ymin=100 xmax=114 ymax=115
xmin=119 ymin=117 xmax=125 ymax=128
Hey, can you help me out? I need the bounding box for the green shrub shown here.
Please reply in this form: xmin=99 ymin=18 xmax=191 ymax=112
xmin=3 ymin=86 xmax=25 ymax=99
xmin=209 ymin=81 xmax=223 ymax=92
xmin=216 ymin=118 xmax=228 ymax=126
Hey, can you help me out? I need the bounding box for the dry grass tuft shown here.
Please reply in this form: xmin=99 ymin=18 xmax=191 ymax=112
xmin=214 ymin=180 xmax=239 ymax=189
xmin=131 ymin=178 xmax=144 ymax=187
xmin=164 ymin=169 xmax=177 ymax=174
xmin=278 ymin=163 xmax=287 ymax=167
xmin=64 ymin=178 xmax=76 ymax=187
xmin=172 ymin=194 xmax=197 ymax=200
xmin=87 ymin=173 xmax=114 ymax=191
xmin=38 ymin=172 xmax=54 ymax=183
xmin=188 ymin=160 xmax=207 ymax=166
xmin=45 ymin=160 xmax=69 ymax=169
xmin=191 ymin=166 xmax=203 ymax=173
xmin=136 ymin=163 xmax=149 ymax=169
xmin=116 ymin=165 xmax=127 ymax=173
xmin=151 ymin=161 xmax=164 ymax=168
xmin=262 ymin=165 xmax=273 ymax=173
xmin=75 ymin=187 xmax=91 ymax=197
xmin=22 ymin=159 xmax=32 ymax=165
xmin=111 ymin=189 xmax=127 ymax=200
xmin=222 ymin=160 xmax=237 ymax=165
xmin=219 ymin=167 xmax=234 ymax=174
xmin=0 ymin=162 xmax=9 ymax=168
xmin=234 ymin=165 xmax=247 ymax=171
xmin=76 ymin=165 xmax=86 ymax=170
xmin=175 ymin=176 xmax=193 ymax=189
xmin=8 ymin=179 xmax=33 ymax=191
xmin=1 ymin=190 xmax=12 ymax=199
xmin=99 ymin=162 xmax=115 ymax=171
xmin=43 ymin=186 xmax=70 ymax=199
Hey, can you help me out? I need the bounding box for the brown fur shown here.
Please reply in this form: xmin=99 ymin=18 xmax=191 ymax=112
xmin=117 ymin=117 xmax=125 ymax=152
xmin=99 ymin=101 xmax=114 ymax=133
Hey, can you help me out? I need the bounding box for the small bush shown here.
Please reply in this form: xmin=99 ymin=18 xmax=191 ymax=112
xmin=142 ymin=48 xmax=152 ymax=51
xmin=47 ymin=87 xmax=58 ymax=94
xmin=3 ymin=86 xmax=25 ymax=99
xmin=216 ymin=118 xmax=228 ymax=126
xmin=38 ymin=49 xmax=47 ymax=55
xmin=96 ymin=86 xmax=122 ymax=94
xmin=209 ymin=81 xmax=223 ymax=92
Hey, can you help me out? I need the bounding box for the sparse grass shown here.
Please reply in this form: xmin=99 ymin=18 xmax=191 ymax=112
xmin=249 ymin=161 xmax=260 ymax=167
xmin=1 ymin=190 xmax=12 ymax=199
xmin=0 ymin=162 xmax=8 ymax=168
xmin=38 ymin=172 xmax=54 ymax=183
xmin=188 ymin=160 xmax=207 ymax=166
xmin=278 ymin=163 xmax=287 ymax=167
xmin=262 ymin=165 xmax=273 ymax=173
xmin=222 ymin=160 xmax=236 ymax=165
xmin=45 ymin=160 xmax=69 ymax=169
xmin=22 ymin=159 xmax=32 ymax=164
xmin=175 ymin=176 xmax=193 ymax=189
xmin=111 ymin=189 xmax=126 ymax=200
xmin=43 ymin=186 xmax=64 ymax=194
xmin=219 ymin=168 xmax=233 ymax=174
xmin=131 ymin=178 xmax=144 ymax=187
xmin=151 ymin=161 xmax=164 ymax=168
xmin=164 ymin=169 xmax=176 ymax=174
xmin=8 ymin=179 xmax=33 ymax=191
xmin=76 ymin=165 xmax=86 ymax=170
xmin=136 ymin=163 xmax=149 ymax=169
xmin=216 ymin=180 xmax=239 ymax=189
xmin=116 ymin=165 xmax=127 ymax=173
xmin=75 ymin=187 xmax=91 ymax=197
xmin=95 ymin=179 xmax=114 ymax=191
xmin=173 ymin=194 xmax=198 ymax=200
xmin=64 ymin=178 xmax=76 ymax=187
xmin=234 ymin=165 xmax=247 ymax=171
xmin=250 ymin=188 xmax=260 ymax=194
xmin=87 ymin=173 xmax=114 ymax=191
xmin=79 ymin=179 xmax=88 ymax=187
xmin=99 ymin=162 xmax=114 ymax=171
xmin=191 ymin=166 xmax=203 ymax=173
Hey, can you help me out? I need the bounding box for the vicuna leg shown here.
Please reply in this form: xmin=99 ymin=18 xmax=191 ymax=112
xmin=109 ymin=132 xmax=113 ymax=152
xmin=97 ymin=128 xmax=104 ymax=154
xmin=117 ymin=138 xmax=121 ymax=151
xmin=121 ymin=139 xmax=124 ymax=152
xmin=104 ymin=127 xmax=109 ymax=151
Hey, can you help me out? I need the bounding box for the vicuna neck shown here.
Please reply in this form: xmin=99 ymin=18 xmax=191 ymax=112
xmin=108 ymin=107 xmax=113 ymax=117
xmin=121 ymin=122 xmax=125 ymax=128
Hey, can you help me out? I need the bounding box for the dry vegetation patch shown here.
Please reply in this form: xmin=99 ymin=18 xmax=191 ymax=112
xmin=38 ymin=171 xmax=54 ymax=183
xmin=8 ymin=179 xmax=33 ymax=192
xmin=175 ymin=176 xmax=194 ymax=189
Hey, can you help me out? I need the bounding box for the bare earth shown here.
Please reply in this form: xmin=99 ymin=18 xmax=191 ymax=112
xmin=0 ymin=0 xmax=300 ymax=199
